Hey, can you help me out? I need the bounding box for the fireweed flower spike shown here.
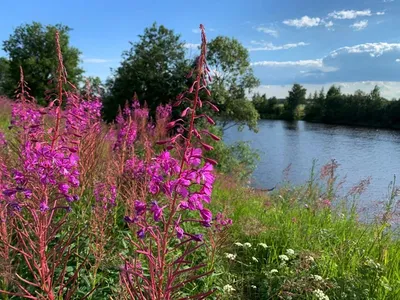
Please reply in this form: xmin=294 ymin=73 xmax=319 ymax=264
xmin=0 ymin=33 xmax=91 ymax=299
xmin=120 ymin=25 xmax=222 ymax=300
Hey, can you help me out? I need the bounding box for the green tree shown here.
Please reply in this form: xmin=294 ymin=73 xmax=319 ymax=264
xmin=0 ymin=57 xmax=10 ymax=95
xmin=2 ymin=22 xmax=82 ymax=100
xmin=284 ymin=83 xmax=306 ymax=120
xmin=104 ymin=23 xmax=190 ymax=120
xmin=206 ymin=36 xmax=260 ymax=131
xmin=252 ymin=94 xmax=281 ymax=119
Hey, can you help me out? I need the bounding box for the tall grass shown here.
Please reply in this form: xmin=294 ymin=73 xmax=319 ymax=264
xmin=209 ymin=168 xmax=400 ymax=300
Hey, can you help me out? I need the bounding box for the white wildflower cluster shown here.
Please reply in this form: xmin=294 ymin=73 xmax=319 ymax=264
xmin=310 ymin=274 xmax=323 ymax=281
xmin=313 ymin=289 xmax=329 ymax=300
xmin=286 ymin=249 xmax=295 ymax=256
xmin=244 ymin=242 xmax=252 ymax=248
xmin=223 ymin=284 xmax=236 ymax=293
xmin=258 ymin=243 xmax=268 ymax=249
xmin=279 ymin=254 xmax=289 ymax=261
xmin=251 ymin=285 xmax=257 ymax=289
xmin=234 ymin=242 xmax=244 ymax=247
xmin=252 ymin=257 xmax=259 ymax=262
xmin=270 ymin=269 xmax=278 ymax=274
xmin=225 ymin=253 xmax=237 ymax=261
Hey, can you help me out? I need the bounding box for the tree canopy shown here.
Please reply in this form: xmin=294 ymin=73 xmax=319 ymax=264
xmin=104 ymin=23 xmax=190 ymax=121
xmin=206 ymin=36 xmax=260 ymax=131
xmin=0 ymin=57 xmax=9 ymax=95
xmin=284 ymin=83 xmax=307 ymax=120
xmin=2 ymin=22 xmax=83 ymax=100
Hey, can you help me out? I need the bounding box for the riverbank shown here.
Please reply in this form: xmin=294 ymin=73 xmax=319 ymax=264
xmin=209 ymin=174 xmax=400 ymax=299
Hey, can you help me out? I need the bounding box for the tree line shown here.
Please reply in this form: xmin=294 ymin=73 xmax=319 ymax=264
xmin=0 ymin=22 xmax=260 ymax=132
xmin=252 ymin=83 xmax=400 ymax=129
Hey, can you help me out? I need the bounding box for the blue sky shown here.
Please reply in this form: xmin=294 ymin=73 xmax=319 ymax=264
xmin=1 ymin=0 xmax=400 ymax=98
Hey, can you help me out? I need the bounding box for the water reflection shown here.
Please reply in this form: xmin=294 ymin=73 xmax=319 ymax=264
xmin=223 ymin=120 xmax=400 ymax=205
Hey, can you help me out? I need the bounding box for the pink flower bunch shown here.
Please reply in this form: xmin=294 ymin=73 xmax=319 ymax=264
xmin=65 ymin=95 xmax=102 ymax=135
xmin=4 ymin=115 xmax=80 ymax=213
xmin=156 ymin=103 xmax=172 ymax=120
xmin=123 ymin=147 xmax=215 ymax=239
xmin=94 ymin=182 xmax=117 ymax=210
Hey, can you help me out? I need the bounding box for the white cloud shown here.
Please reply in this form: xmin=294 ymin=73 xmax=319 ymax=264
xmin=330 ymin=42 xmax=400 ymax=57
xmin=283 ymin=16 xmax=322 ymax=28
xmin=83 ymin=58 xmax=112 ymax=63
xmin=377 ymin=11 xmax=385 ymax=15
xmin=251 ymin=42 xmax=400 ymax=85
xmin=324 ymin=20 xmax=334 ymax=28
xmin=328 ymin=9 xmax=372 ymax=19
xmin=256 ymin=26 xmax=279 ymax=37
xmin=251 ymin=59 xmax=324 ymax=68
xmin=184 ymin=43 xmax=200 ymax=49
xmin=350 ymin=20 xmax=368 ymax=31
xmin=248 ymin=41 xmax=309 ymax=51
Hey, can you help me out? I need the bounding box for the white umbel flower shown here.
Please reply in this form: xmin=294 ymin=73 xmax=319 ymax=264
xmin=279 ymin=254 xmax=289 ymax=261
xmin=223 ymin=284 xmax=236 ymax=293
xmin=313 ymin=289 xmax=329 ymax=300
xmin=258 ymin=243 xmax=268 ymax=249
xmin=224 ymin=253 xmax=237 ymax=261
xmin=310 ymin=274 xmax=323 ymax=281
xmin=286 ymin=249 xmax=295 ymax=256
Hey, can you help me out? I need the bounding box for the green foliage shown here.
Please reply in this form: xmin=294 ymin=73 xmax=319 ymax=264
xmin=283 ymin=83 xmax=307 ymax=120
xmin=0 ymin=57 xmax=10 ymax=95
xmin=206 ymin=36 xmax=260 ymax=132
xmin=104 ymin=23 xmax=190 ymax=120
xmin=252 ymin=93 xmax=283 ymax=119
xmin=304 ymin=85 xmax=396 ymax=127
xmin=2 ymin=22 xmax=83 ymax=100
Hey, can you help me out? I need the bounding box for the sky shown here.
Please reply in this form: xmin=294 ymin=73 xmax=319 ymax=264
xmin=1 ymin=0 xmax=400 ymax=98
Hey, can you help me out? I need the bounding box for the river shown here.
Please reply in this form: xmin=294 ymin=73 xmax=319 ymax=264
xmin=223 ymin=120 xmax=400 ymax=209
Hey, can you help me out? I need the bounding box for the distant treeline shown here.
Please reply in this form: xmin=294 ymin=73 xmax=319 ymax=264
xmin=252 ymin=84 xmax=400 ymax=129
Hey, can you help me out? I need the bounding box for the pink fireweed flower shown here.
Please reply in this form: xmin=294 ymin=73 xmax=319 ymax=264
xmin=156 ymin=103 xmax=172 ymax=120
xmin=58 ymin=183 xmax=70 ymax=195
xmin=175 ymin=221 xmax=184 ymax=239
xmin=94 ymin=182 xmax=117 ymax=209
xmin=214 ymin=212 xmax=233 ymax=231
xmin=39 ymin=201 xmax=49 ymax=212
xmin=150 ymin=201 xmax=166 ymax=221
xmin=186 ymin=148 xmax=202 ymax=167
xmin=199 ymin=208 xmax=212 ymax=223
xmin=134 ymin=200 xmax=147 ymax=216
xmin=0 ymin=132 xmax=6 ymax=147
xmin=137 ymin=228 xmax=146 ymax=239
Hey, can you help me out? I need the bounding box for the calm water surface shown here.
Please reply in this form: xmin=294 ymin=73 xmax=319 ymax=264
xmin=224 ymin=120 xmax=400 ymax=206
